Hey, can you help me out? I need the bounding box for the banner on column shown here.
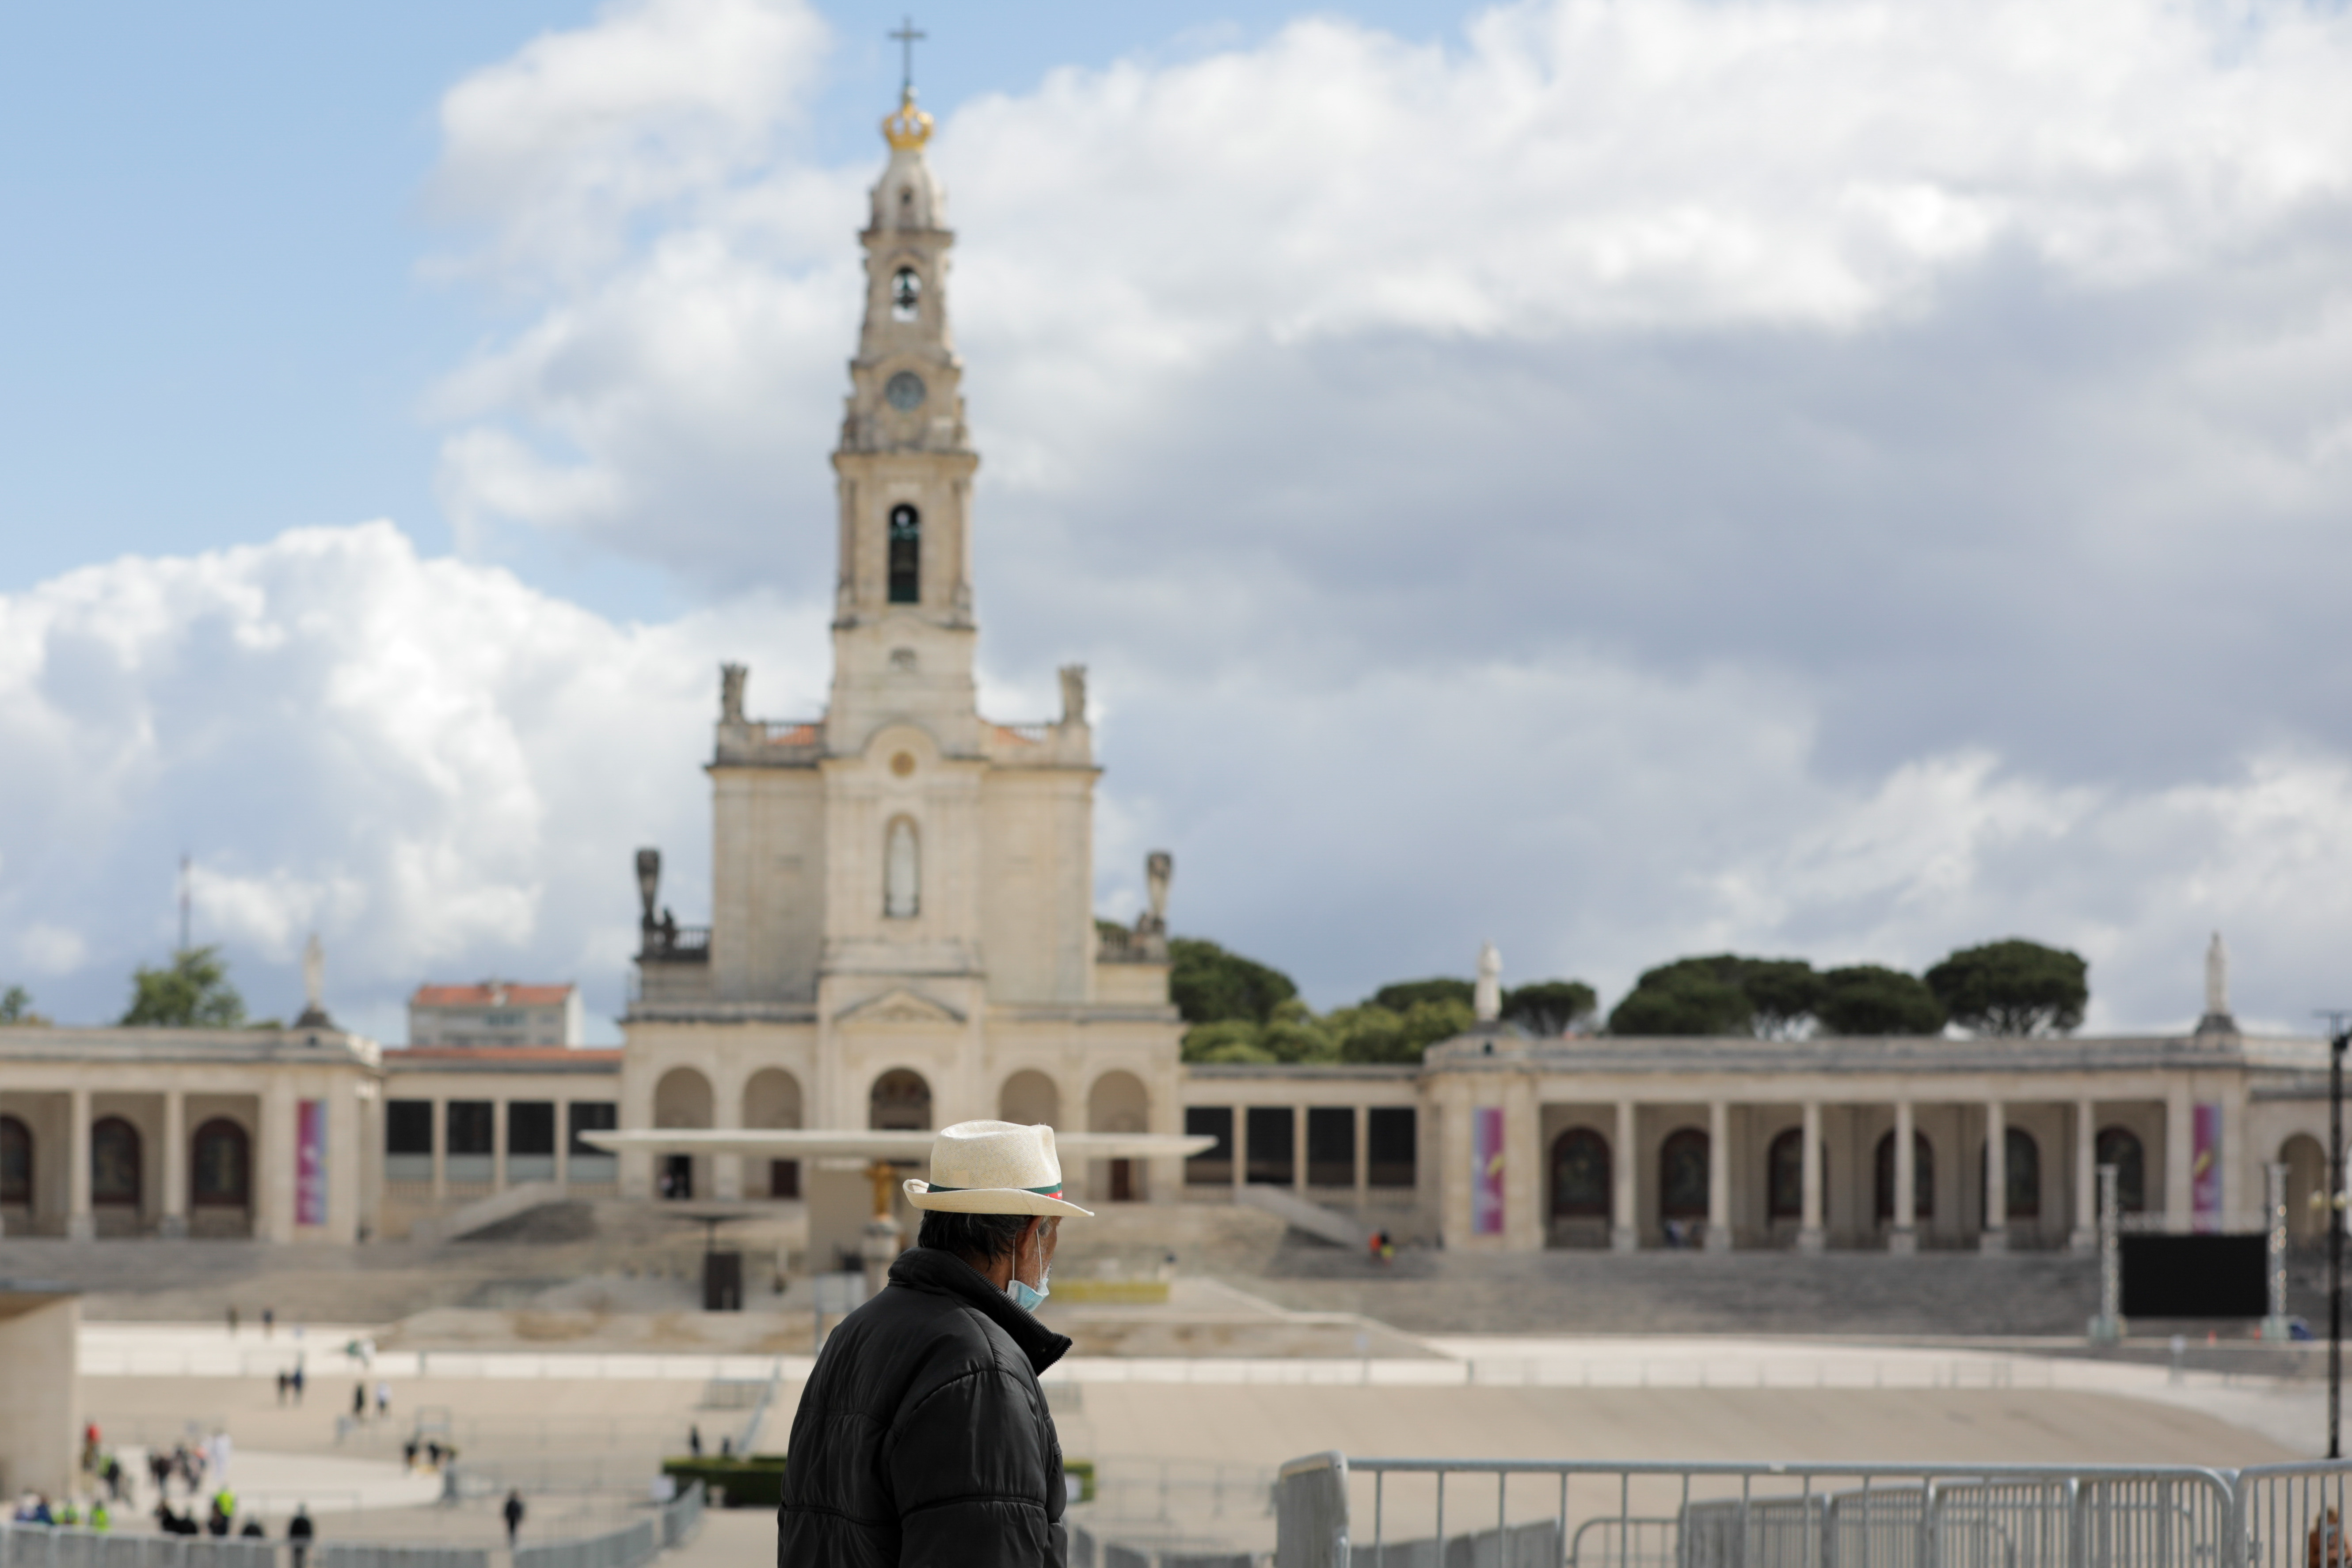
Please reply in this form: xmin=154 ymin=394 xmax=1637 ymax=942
xmin=296 ymin=1099 xmax=327 ymax=1227
xmin=2191 ymin=1102 xmax=2221 ymax=1233
xmin=1472 ymin=1107 xmax=1505 ymax=1235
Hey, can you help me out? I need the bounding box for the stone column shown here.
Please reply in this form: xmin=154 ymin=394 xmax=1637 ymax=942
xmin=1230 ymin=1103 xmax=1247 ymax=1198
xmin=493 ymin=1096 xmax=510 ymax=1191
xmin=1293 ymin=1105 xmax=1309 ymax=1193
xmin=1441 ymin=1093 xmax=1473 ymax=1247
xmin=1890 ymin=1101 xmax=1917 ymax=1254
xmin=1706 ymin=1100 xmax=1732 ymax=1252
xmin=1798 ymin=1100 xmax=1825 ymax=1254
xmin=328 ymin=1085 xmax=362 ymax=1244
xmin=431 ymin=1096 xmax=448 ymax=1203
xmin=1504 ymin=1077 xmax=1543 ymax=1252
xmin=2071 ymin=1098 xmax=2098 ymax=1252
xmin=160 ymin=1089 xmax=189 ymax=1238
xmin=66 ymin=1087 xmax=92 ymax=1241
xmin=2165 ymin=1089 xmax=2194 ymax=1228
xmin=714 ymin=1078 xmax=743 ymax=1201
xmin=261 ymin=1080 xmax=296 ymax=1243
xmin=1354 ymin=1105 xmax=1370 ymax=1214
xmin=1981 ymin=1100 xmax=2007 ymax=1253
xmin=1612 ymin=1099 xmax=1638 ymax=1252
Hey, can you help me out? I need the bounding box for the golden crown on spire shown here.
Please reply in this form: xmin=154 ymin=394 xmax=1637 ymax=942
xmin=883 ymin=88 xmax=933 ymax=151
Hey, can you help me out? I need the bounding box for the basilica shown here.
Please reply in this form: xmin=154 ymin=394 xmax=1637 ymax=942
xmin=0 ymin=91 xmax=2340 ymax=1264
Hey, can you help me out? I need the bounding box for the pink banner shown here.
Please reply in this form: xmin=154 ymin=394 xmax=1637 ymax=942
xmin=1472 ymin=1107 xmax=1505 ymax=1235
xmin=296 ymin=1099 xmax=327 ymax=1227
xmin=2191 ymin=1102 xmax=2221 ymax=1233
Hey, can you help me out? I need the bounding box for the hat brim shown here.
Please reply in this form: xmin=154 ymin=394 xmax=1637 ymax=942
xmin=902 ymin=1178 xmax=1094 ymax=1219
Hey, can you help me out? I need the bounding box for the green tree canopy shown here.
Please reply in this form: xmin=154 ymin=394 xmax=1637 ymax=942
xmin=1607 ymin=954 xmax=1820 ymax=1037
xmin=1168 ymin=937 xmax=1298 ymax=1026
xmin=122 ymin=947 xmax=247 ymax=1029
xmin=1368 ymin=978 xmax=1474 ymax=1014
xmin=1923 ymin=939 xmax=2087 ymax=1036
xmin=1813 ymin=965 xmax=1946 ymax=1036
xmin=1180 ymin=994 xmax=1475 ymax=1066
xmin=1501 ymin=980 xmax=1599 ymax=1037
xmin=0 ymin=985 xmax=49 ymax=1026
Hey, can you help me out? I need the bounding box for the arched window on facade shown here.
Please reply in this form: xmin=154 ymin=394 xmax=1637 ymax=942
xmin=0 ymin=1115 xmax=30 ymax=1206
xmin=1980 ymin=1127 xmax=2041 ymax=1219
xmin=1873 ymin=1130 xmax=1934 ymax=1220
xmin=1550 ymin=1127 xmax=1610 ymax=1218
xmin=1659 ymin=1128 xmax=1709 ymax=1220
xmin=888 ymin=504 xmax=921 ymax=604
xmin=191 ymin=1120 xmax=251 ymax=1209
xmin=884 ymin=817 xmax=920 ymax=918
xmin=91 ymin=1116 xmax=140 ymax=1206
xmin=2094 ymin=1126 xmax=2146 ymax=1214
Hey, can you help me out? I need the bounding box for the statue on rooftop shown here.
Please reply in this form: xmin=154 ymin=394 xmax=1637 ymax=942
xmin=1475 ymin=941 xmax=1503 ymax=1024
xmin=720 ymin=663 xmax=748 ymax=725
xmin=2196 ymin=930 xmax=2237 ymax=1036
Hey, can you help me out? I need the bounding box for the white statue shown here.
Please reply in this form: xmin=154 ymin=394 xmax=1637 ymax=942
xmin=2205 ymin=930 xmax=2230 ymax=1018
xmin=303 ymin=932 xmax=324 ymax=1013
xmin=1474 ymin=941 xmax=1502 ymax=1024
xmin=1145 ymin=851 xmax=1172 ymax=928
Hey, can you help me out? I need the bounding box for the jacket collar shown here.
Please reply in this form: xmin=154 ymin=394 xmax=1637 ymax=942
xmin=888 ymin=1246 xmax=1072 ymax=1377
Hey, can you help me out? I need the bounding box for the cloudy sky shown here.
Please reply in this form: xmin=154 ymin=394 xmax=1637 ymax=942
xmin=3 ymin=0 xmax=2350 ymax=1042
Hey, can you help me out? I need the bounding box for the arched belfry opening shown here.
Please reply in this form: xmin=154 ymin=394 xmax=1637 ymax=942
xmin=888 ymin=504 xmax=920 ymax=603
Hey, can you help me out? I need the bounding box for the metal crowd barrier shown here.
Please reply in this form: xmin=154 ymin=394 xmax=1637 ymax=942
xmin=660 ymin=1481 xmax=704 ymax=1551
xmin=0 ymin=1530 xmax=277 ymax=1568
xmin=313 ymin=1548 xmax=485 ymax=1568
xmin=1272 ymin=1454 xmax=2352 ymax=1568
xmin=512 ymin=1518 xmax=654 ymax=1568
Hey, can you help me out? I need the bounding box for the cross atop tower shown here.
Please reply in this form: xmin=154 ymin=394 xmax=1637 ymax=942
xmin=890 ymin=16 xmax=926 ymax=97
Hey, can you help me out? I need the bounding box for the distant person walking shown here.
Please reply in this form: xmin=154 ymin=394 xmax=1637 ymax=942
xmin=352 ymin=1384 xmax=367 ymax=1421
xmin=375 ymin=1381 xmax=390 ymax=1420
xmin=288 ymin=1504 xmax=315 ymax=1568
xmin=687 ymin=1426 xmax=701 ymax=1458
xmin=777 ymin=1120 xmax=1085 ymax=1566
xmin=502 ymin=1490 xmax=526 ymax=1548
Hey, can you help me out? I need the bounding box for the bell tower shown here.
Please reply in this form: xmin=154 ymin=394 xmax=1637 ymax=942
xmin=826 ymin=82 xmax=980 ymax=757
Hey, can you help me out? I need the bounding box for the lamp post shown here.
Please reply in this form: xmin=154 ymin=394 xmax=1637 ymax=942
xmin=2323 ymin=1013 xmax=2352 ymax=1460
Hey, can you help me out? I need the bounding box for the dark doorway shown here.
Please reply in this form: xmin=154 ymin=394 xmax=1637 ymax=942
xmin=661 ymin=1154 xmax=694 ymax=1200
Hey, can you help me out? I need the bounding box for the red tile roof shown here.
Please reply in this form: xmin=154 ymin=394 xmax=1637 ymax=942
xmin=410 ymin=983 xmax=576 ymax=1008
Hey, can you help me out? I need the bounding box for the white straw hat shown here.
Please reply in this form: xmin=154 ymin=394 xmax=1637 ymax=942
xmin=903 ymin=1120 xmax=1096 ymax=1219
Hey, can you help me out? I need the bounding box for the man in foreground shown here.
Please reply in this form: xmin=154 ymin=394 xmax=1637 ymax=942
xmin=777 ymin=1120 xmax=1088 ymax=1566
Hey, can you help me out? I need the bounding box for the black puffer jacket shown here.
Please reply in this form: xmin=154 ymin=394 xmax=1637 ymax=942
xmin=777 ymin=1247 xmax=1071 ymax=1567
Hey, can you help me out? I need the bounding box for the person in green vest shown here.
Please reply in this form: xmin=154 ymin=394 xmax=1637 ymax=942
xmin=57 ymin=1500 xmax=79 ymax=1526
xmin=89 ymin=1500 xmax=110 ymax=1532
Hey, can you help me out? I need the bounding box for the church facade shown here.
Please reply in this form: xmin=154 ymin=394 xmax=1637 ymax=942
xmin=614 ymin=89 xmax=1188 ymax=1219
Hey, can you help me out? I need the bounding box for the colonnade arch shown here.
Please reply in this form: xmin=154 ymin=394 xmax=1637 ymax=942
xmin=1088 ymin=1070 xmax=1149 ymax=1203
xmin=2283 ymin=1132 xmax=2327 ymax=1241
xmin=653 ymin=1066 xmax=714 ymax=1200
xmin=870 ymin=1069 xmax=932 ymax=1131
xmin=743 ymin=1067 xmax=803 ymax=1199
xmin=998 ymin=1070 xmax=1059 ymax=1127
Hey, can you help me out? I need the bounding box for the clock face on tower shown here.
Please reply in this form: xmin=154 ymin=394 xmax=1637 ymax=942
xmin=884 ymin=371 xmax=926 ymax=411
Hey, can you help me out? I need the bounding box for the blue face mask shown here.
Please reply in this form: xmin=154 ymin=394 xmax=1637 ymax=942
xmin=1004 ymin=1268 xmax=1050 ymax=1313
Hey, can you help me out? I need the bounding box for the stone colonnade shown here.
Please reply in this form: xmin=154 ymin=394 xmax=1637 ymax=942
xmin=1437 ymin=1075 xmax=2239 ymax=1253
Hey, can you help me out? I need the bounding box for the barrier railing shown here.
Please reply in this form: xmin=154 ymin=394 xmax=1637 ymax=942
xmin=1273 ymin=1454 xmax=2352 ymax=1568
xmin=0 ymin=1529 xmax=278 ymax=1568
xmin=313 ymin=1547 xmax=485 ymax=1568
xmin=657 ymin=1483 xmax=704 ymax=1552
xmin=512 ymin=1519 xmax=653 ymax=1568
